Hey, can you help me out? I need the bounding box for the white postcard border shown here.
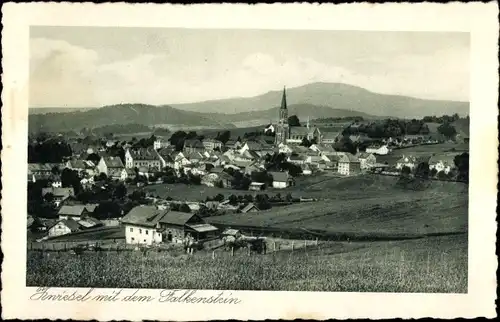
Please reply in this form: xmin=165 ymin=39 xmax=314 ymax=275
xmin=1 ymin=2 xmax=498 ymax=320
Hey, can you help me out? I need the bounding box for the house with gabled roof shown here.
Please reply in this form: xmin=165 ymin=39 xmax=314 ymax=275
xmin=124 ymin=148 xmax=162 ymax=170
xmin=338 ymin=153 xmax=361 ymax=176
xmin=65 ymin=159 xmax=96 ymax=177
xmin=241 ymin=203 xmax=260 ymax=213
xmin=41 ymin=187 xmax=75 ymax=207
xmin=287 ymin=126 xmax=320 ymax=145
xmin=319 ymin=129 xmax=342 ymax=144
xmin=96 ymin=156 xmax=127 ymax=180
xmin=28 ymin=163 xmax=53 ymax=182
xmin=202 ymin=138 xmax=223 ymax=151
xmin=287 ymin=154 xmax=306 ymax=165
xmin=429 ymin=154 xmax=458 ymax=174
xmin=357 ymin=152 xmax=377 ymax=170
xmin=183 ymin=139 xmax=205 ymax=154
xmin=269 ymin=171 xmax=295 ymax=189
xmin=121 ymin=205 xmax=218 ymax=245
xmin=48 ymin=219 xmax=82 ymax=237
xmin=156 ymin=148 xmax=175 ymax=169
xmin=58 ymin=205 xmax=91 ymax=221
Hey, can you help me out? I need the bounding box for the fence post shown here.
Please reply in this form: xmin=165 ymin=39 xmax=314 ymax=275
xmin=247 ymin=246 xmax=251 ymax=256
xmin=231 ymin=247 xmax=234 ymax=257
xmin=304 ymin=239 xmax=307 ymax=249
xmin=291 ymin=241 xmax=294 ymax=252
xmin=315 ymin=238 xmax=319 ymax=246
xmin=212 ymin=250 xmax=215 ymax=260
xmin=273 ymin=241 xmax=276 ymax=252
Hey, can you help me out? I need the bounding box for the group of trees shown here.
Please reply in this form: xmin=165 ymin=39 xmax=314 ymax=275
xmin=437 ymin=123 xmax=458 ymax=140
xmin=422 ymin=114 xmax=462 ymax=124
xmin=169 ymin=130 xmax=203 ymax=151
xmin=346 ymin=119 xmax=431 ymax=139
xmin=28 ymin=136 xmax=72 ymax=163
xmin=400 ymin=152 xmax=469 ymax=183
xmin=264 ymin=152 xmax=303 ymax=176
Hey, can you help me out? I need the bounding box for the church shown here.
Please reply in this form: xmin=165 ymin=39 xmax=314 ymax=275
xmin=274 ymin=87 xmax=321 ymax=146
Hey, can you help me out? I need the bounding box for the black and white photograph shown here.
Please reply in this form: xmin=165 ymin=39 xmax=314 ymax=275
xmin=1 ymin=2 xmax=497 ymax=321
xmin=26 ymin=26 xmax=471 ymax=292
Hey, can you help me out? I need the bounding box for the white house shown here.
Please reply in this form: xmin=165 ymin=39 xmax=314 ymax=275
xmin=264 ymin=124 xmax=275 ymax=134
xmin=202 ymin=138 xmax=223 ymax=151
xmin=278 ymin=143 xmax=293 ymax=154
xmin=429 ymin=155 xmax=457 ymax=174
xmin=122 ymin=205 xmax=217 ymax=245
xmin=357 ymin=152 xmax=377 ymax=170
xmin=396 ymin=155 xmax=417 ymax=170
xmin=153 ymin=138 xmax=170 ymax=150
xmin=338 ymin=154 xmax=361 ymax=176
xmin=121 ymin=206 xmax=164 ymax=245
xmin=366 ymin=145 xmax=390 ymax=155
xmin=58 ymin=205 xmax=91 ymax=221
xmin=269 ymin=171 xmax=294 ymax=189
xmin=96 ymin=156 xmax=127 ymax=180
xmin=48 ymin=219 xmax=81 ymax=237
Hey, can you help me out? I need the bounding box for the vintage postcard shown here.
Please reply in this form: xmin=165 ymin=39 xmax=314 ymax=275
xmin=1 ymin=2 xmax=498 ymax=320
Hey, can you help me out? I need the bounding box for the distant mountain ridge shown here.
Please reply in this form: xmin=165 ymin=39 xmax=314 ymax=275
xmin=29 ymin=82 xmax=469 ymax=133
xmin=171 ymin=82 xmax=469 ymax=118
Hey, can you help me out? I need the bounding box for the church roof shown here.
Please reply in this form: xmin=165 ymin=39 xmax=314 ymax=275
xmin=280 ymin=87 xmax=287 ymax=110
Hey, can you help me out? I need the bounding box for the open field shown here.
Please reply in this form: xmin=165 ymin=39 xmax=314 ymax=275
xmin=391 ymin=142 xmax=469 ymax=155
xmin=132 ymin=174 xmax=438 ymax=201
xmin=26 ymin=234 xmax=467 ymax=293
xmin=207 ymin=188 xmax=467 ymax=239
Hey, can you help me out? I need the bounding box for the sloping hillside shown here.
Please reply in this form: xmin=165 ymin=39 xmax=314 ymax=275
xmin=28 ymin=104 xmax=234 ymax=133
xmin=172 ymin=82 xmax=470 ymax=118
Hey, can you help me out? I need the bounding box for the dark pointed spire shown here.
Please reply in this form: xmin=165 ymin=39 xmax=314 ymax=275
xmin=280 ymin=86 xmax=287 ymax=110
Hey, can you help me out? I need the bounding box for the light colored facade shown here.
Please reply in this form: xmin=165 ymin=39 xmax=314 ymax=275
xmin=366 ymin=145 xmax=390 ymax=155
xmin=357 ymin=153 xmax=377 ymax=170
xmin=396 ymin=156 xmax=417 ymax=170
xmin=125 ymin=148 xmax=162 ymax=170
xmin=125 ymin=224 xmax=163 ymax=245
xmin=202 ymin=139 xmax=223 ymax=151
xmin=338 ymin=154 xmax=361 ymax=176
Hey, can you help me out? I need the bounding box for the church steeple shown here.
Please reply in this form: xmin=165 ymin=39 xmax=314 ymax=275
xmin=275 ymin=85 xmax=290 ymax=146
xmin=280 ymin=86 xmax=287 ymax=110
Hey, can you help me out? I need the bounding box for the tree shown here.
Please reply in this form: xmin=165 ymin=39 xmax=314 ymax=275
xmin=415 ymin=162 xmax=430 ymax=179
xmin=228 ymin=194 xmax=239 ymax=206
xmin=288 ymin=115 xmax=301 ymax=127
xmin=437 ymin=123 xmax=457 ymax=140
xmin=87 ymin=153 xmax=101 ymax=164
xmin=214 ymin=193 xmax=225 ymax=202
xmin=255 ymin=194 xmax=271 ymax=210
xmin=333 ymin=136 xmax=356 ymax=154
xmin=301 ymin=137 xmax=311 ymax=147
xmin=179 ymin=203 xmax=191 ymax=213
xmin=216 ymin=131 xmax=231 ymax=144
xmin=430 ymin=168 xmax=438 ymax=178
xmin=94 ymin=201 xmax=122 ymax=220
xmin=51 ymin=166 xmax=60 ymax=175
xmin=454 ymin=152 xmax=469 ymax=182
xmin=401 ymin=166 xmax=412 ymax=177
xmin=437 ymin=171 xmax=448 ymax=181
xmin=61 ymin=168 xmax=82 ymax=194
xmin=113 ymin=183 xmax=127 ymax=199
xmin=97 ymin=172 xmax=108 ymax=181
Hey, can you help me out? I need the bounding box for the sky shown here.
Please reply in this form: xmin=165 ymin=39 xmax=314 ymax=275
xmin=29 ymin=27 xmax=470 ymax=108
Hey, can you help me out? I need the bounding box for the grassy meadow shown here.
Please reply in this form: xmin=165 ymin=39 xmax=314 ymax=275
xmin=26 ymin=234 xmax=467 ymax=293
